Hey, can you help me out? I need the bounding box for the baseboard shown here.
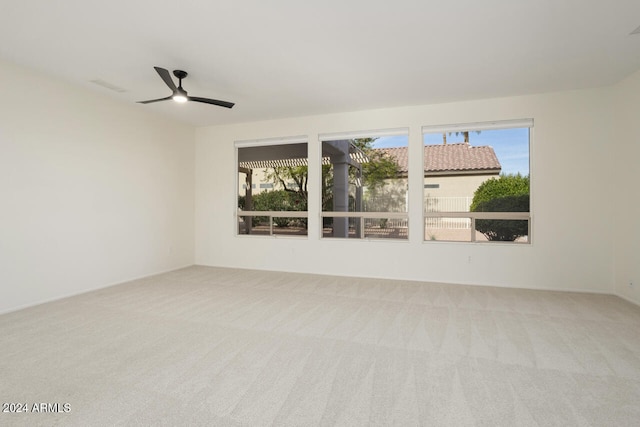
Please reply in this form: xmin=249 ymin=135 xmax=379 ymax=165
xmin=615 ymin=293 xmax=640 ymax=307
xmin=0 ymin=264 xmax=195 ymax=316
xmin=194 ymin=263 xmax=616 ymax=297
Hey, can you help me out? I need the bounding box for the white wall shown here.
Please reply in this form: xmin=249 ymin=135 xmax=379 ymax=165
xmin=0 ymin=59 xmax=195 ymax=313
xmin=195 ymin=87 xmax=615 ymax=293
xmin=613 ymin=69 xmax=640 ymax=305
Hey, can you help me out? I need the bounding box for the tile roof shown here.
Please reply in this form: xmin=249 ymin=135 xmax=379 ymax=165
xmin=375 ymin=143 xmax=501 ymax=175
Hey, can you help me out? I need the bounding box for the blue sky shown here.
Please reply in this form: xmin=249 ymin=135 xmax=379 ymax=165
xmin=373 ymin=135 xmax=408 ymax=149
xmin=374 ymin=128 xmax=530 ymax=176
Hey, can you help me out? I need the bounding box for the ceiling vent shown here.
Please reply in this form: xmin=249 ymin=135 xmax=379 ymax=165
xmin=90 ymin=79 xmax=127 ymax=93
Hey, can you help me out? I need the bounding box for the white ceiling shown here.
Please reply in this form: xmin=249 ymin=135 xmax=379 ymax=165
xmin=1 ymin=1 xmax=640 ymax=127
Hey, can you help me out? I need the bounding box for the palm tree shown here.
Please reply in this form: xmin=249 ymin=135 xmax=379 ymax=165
xmin=442 ymin=131 xmax=478 ymax=144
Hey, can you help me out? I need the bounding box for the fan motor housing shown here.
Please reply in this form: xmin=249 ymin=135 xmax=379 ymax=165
xmin=173 ymin=70 xmax=188 ymax=79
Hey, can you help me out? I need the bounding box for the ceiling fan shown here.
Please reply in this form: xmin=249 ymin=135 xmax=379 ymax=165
xmin=138 ymin=67 xmax=234 ymax=108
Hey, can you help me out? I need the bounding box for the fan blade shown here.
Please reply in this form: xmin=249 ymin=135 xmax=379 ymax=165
xmin=189 ymin=96 xmax=235 ymax=109
xmin=154 ymin=67 xmax=177 ymax=91
xmin=137 ymin=96 xmax=173 ymax=104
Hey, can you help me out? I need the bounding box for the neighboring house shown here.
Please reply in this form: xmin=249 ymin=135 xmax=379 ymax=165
xmin=370 ymin=142 xmax=502 ymax=212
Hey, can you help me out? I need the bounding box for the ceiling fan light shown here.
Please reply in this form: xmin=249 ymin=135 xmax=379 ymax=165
xmin=173 ymin=94 xmax=187 ymax=103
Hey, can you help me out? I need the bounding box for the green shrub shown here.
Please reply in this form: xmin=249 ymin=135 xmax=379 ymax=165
xmin=242 ymin=190 xmax=307 ymax=227
xmin=471 ymin=174 xmax=529 ymax=241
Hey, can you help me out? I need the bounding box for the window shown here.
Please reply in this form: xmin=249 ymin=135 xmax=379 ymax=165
xmin=236 ymin=137 xmax=308 ymax=237
xmin=422 ymin=119 xmax=532 ymax=243
xmin=320 ymin=129 xmax=409 ymax=240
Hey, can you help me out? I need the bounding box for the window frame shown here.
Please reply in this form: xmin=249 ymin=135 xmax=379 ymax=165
xmin=318 ymin=128 xmax=410 ymax=241
xmin=421 ymin=119 xmax=533 ymax=244
xmin=235 ymin=135 xmax=309 ymax=238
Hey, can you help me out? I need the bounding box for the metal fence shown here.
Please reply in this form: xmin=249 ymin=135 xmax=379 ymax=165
xmin=425 ymin=197 xmax=472 ymax=229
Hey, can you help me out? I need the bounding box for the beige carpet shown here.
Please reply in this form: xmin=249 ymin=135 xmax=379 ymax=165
xmin=1 ymin=266 xmax=639 ymax=426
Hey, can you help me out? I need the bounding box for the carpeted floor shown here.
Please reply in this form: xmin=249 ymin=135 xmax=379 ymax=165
xmin=1 ymin=266 xmax=639 ymax=426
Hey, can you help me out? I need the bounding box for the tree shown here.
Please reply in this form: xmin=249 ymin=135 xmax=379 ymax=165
xmin=264 ymin=138 xmax=401 ymax=213
xmin=264 ymin=165 xmax=308 ymax=209
xmin=355 ymin=139 xmax=400 ymax=192
xmin=470 ymin=174 xmax=529 ymax=241
xmin=442 ymin=130 xmax=480 ymax=144
xmin=322 ymin=138 xmax=401 ymax=212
